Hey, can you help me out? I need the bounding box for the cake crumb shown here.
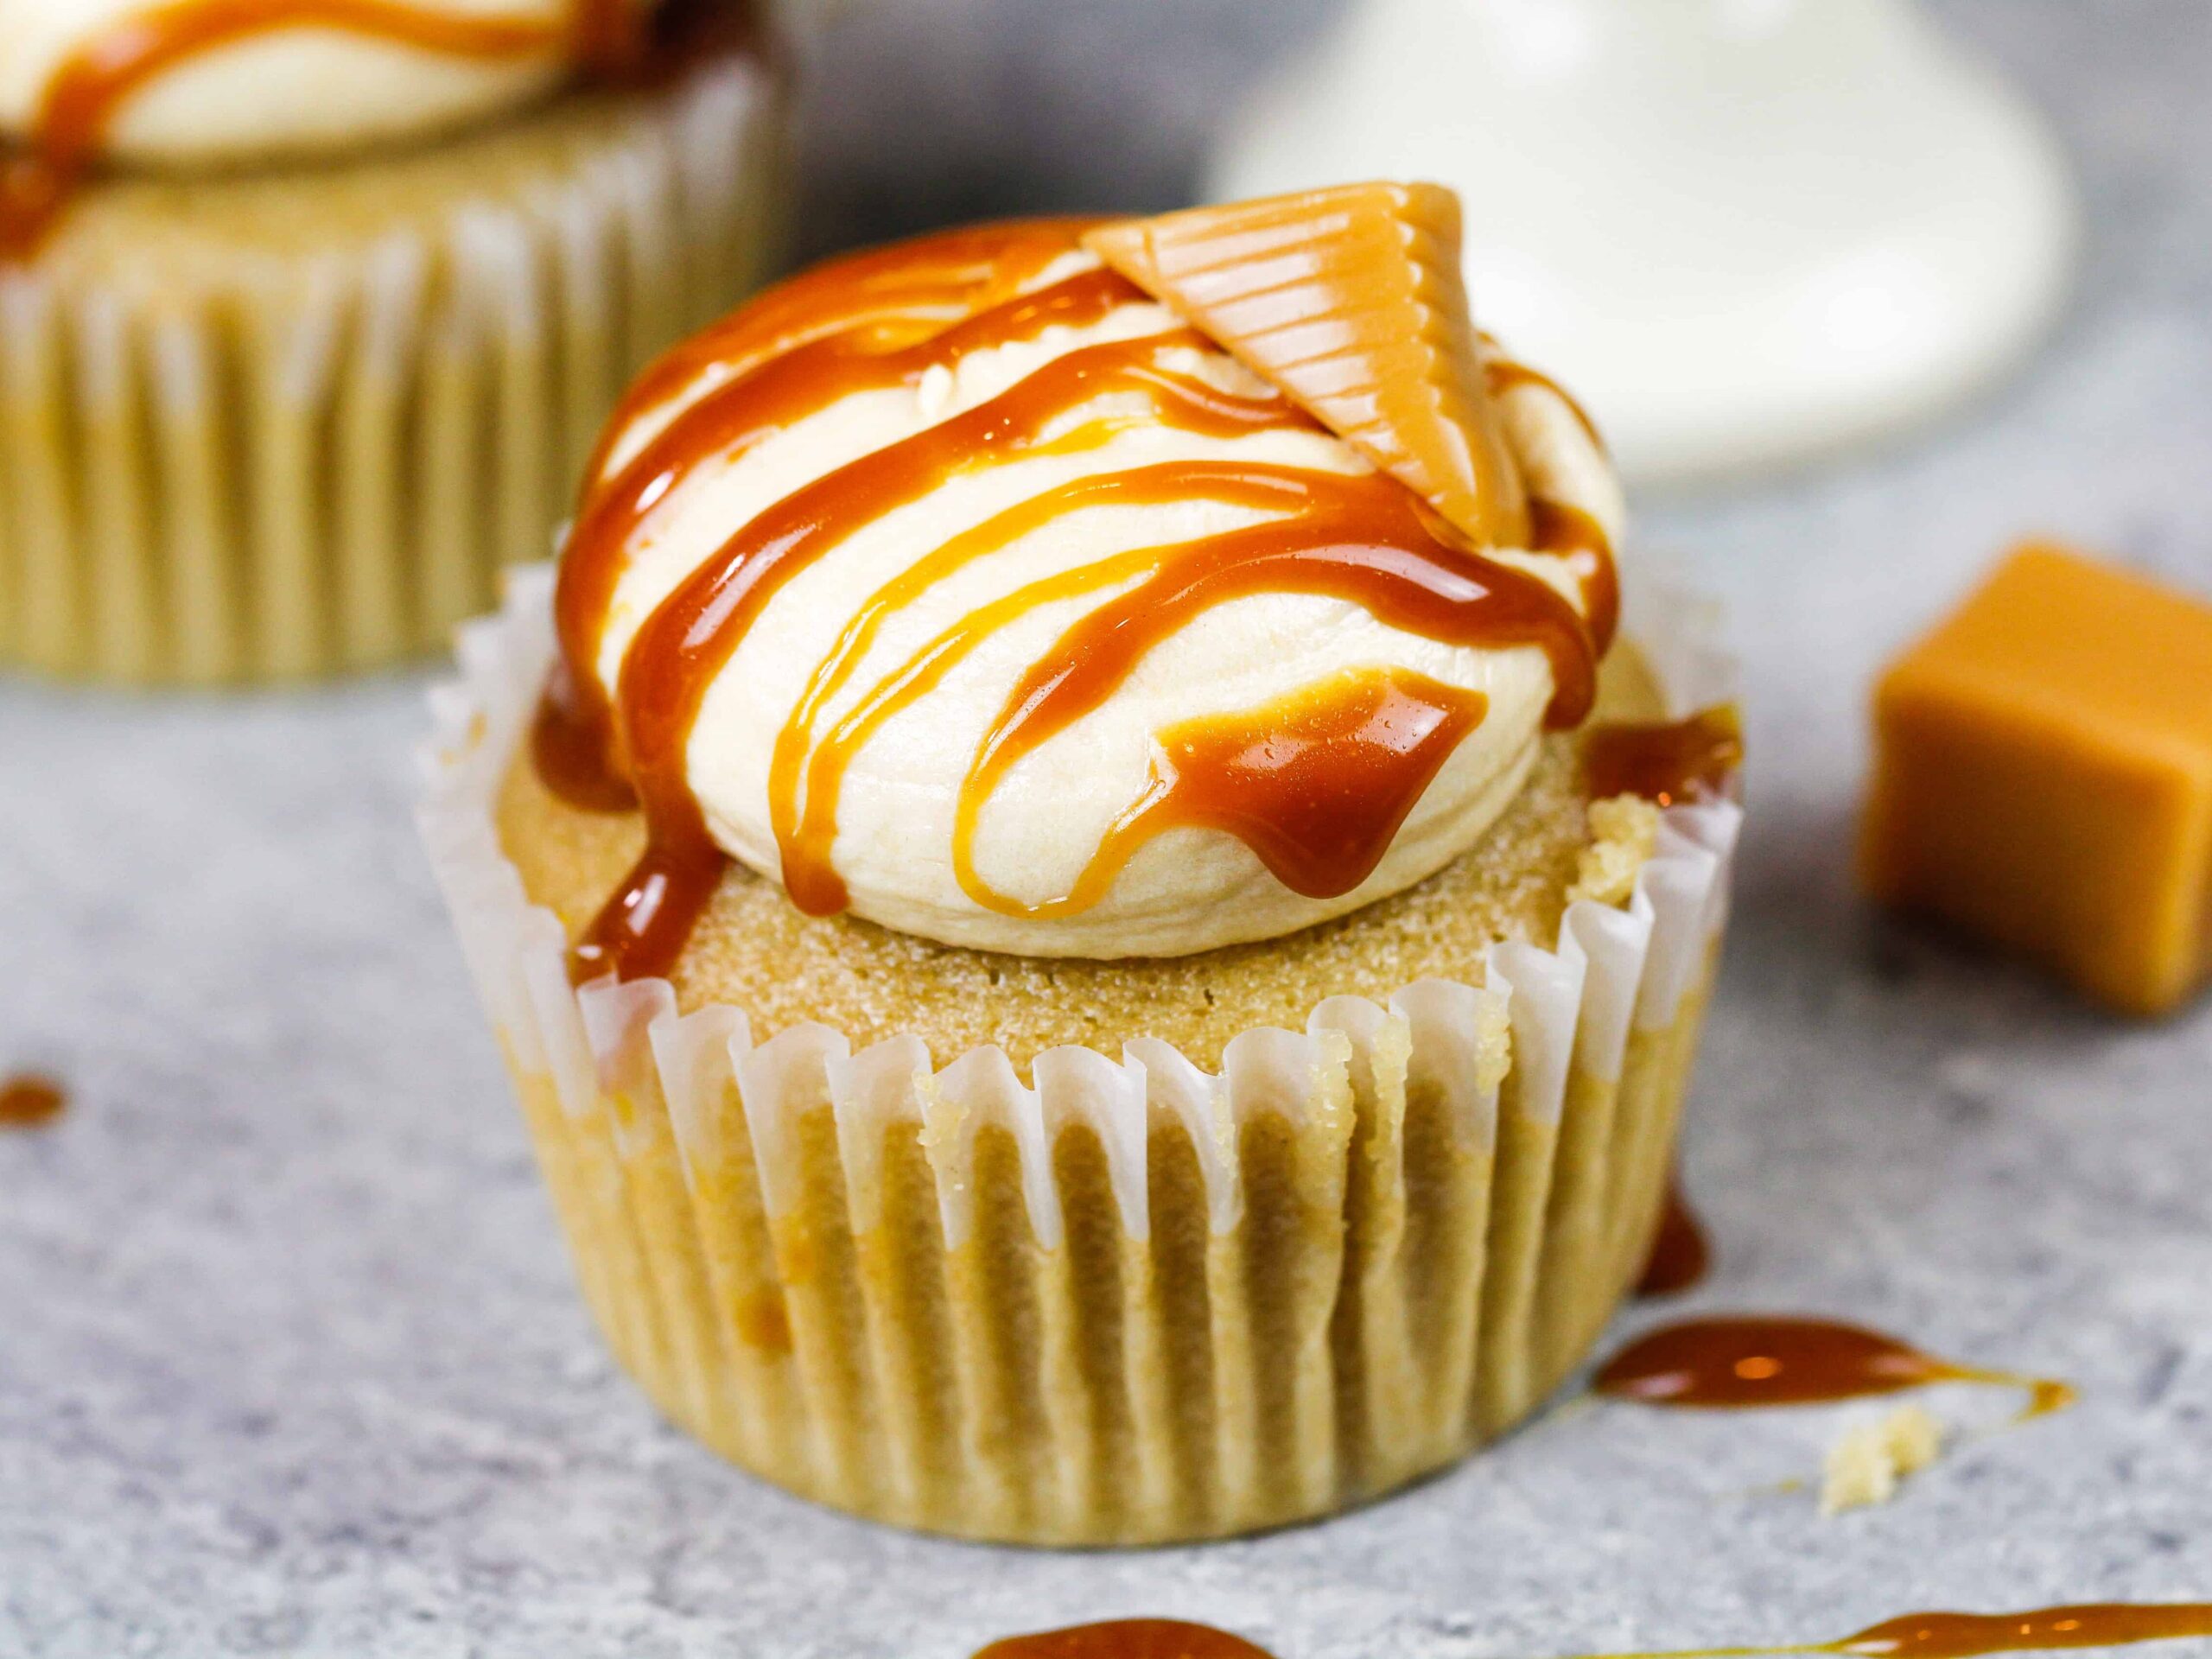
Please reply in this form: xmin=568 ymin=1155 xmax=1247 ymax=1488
xmin=1473 ymin=988 xmax=1513 ymax=1096
xmin=1821 ymin=1404 xmax=1946 ymax=1515
xmin=1567 ymin=795 xmax=1662 ymax=909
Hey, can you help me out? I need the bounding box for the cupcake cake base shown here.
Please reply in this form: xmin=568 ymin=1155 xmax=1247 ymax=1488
xmin=0 ymin=48 xmax=785 ymax=685
xmin=420 ymin=568 xmax=1738 ymax=1544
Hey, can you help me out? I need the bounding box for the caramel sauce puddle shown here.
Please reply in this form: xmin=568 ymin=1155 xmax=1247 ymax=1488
xmin=975 ymin=1621 xmax=1274 ymax=1659
xmin=972 ymin=1608 xmax=2212 ymax=1659
xmin=0 ymin=1073 xmax=67 ymax=1128
xmin=1566 ymin=1605 xmax=2212 ymax=1659
xmin=1635 ymin=1176 xmax=1712 ymax=1297
xmin=1595 ymin=1315 xmax=2075 ymax=1422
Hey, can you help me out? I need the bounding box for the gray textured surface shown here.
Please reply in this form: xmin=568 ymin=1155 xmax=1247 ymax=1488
xmin=4 ymin=3 xmax=2211 ymax=1655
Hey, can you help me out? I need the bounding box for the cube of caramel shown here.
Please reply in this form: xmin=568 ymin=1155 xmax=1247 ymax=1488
xmin=1860 ymin=543 xmax=2212 ymax=1015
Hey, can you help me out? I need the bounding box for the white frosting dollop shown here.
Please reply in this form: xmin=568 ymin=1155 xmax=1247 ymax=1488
xmin=0 ymin=0 xmax=629 ymax=164
xmin=582 ymin=250 xmax=1625 ymax=959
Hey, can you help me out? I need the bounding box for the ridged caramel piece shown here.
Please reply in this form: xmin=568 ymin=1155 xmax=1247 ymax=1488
xmin=1085 ymin=182 xmax=1531 ymax=549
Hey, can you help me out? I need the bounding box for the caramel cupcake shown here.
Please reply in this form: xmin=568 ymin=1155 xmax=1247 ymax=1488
xmin=0 ymin=0 xmax=785 ymax=683
xmin=419 ymin=185 xmax=1742 ymax=1543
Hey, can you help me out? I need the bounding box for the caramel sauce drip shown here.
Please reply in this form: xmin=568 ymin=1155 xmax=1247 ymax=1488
xmin=1534 ymin=495 xmax=1619 ymax=657
xmin=0 ymin=1073 xmax=68 ymax=1128
xmin=770 ymin=461 xmax=1329 ymax=916
xmin=531 ymin=665 xmax=639 ymax=812
xmin=1573 ymin=1604 xmax=2212 ymax=1659
xmin=1030 ymin=666 xmax=1488 ymax=919
xmin=945 ymin=474 xmax=1587 ymax=919
xmin=1585 ymin=705 xmax=1744 ymax=806
xmin=1487 ymin=350 xmax=1606 ymax=451
xmin=1086 ymin=182 xmax=1531 ymax=549
xmin=549 ymin=243 xmax=1134 ymax=789
xmin=1634 ymin=1174 xmax=1710 ymax=1297
xmin=974 ymin=1620 xmax=1276 ymax=1659
xmin=0 ymin=0 xmax=649 ymax=261
xmin=1593 ymin=1316 xmax=2075 ymax=1420
xmin=552 ymin=217 xmax=1605 ymax=982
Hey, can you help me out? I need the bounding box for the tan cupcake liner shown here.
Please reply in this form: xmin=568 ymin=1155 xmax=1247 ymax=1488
xmin=417 ymin=568 xmax=1741 ymax=1544
xmin=0 ymin=54 xmax=785 ymax=685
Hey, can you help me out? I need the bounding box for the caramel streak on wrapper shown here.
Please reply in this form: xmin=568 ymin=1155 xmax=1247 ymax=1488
xmin=416 ymin=564 xmax=1740 ymax=1544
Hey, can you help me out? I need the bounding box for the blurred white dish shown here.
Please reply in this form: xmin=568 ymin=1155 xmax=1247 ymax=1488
xmin=1208 ymin=0 xmax=2075 ymax=487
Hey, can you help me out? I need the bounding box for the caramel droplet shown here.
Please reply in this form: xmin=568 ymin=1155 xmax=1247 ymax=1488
xmin=1086 ymin=182 xmax=1531 ymax=549
xmin=0 ymin=1073 xmax=67 ymax=1128
xmin=1584 ymin=705 xmax=1743 ymax=807
xmin=974 ymin=1620 xmax=1277 ymax=1659
xmin=1635 ymin=1175 xmax=1710 ymax=1297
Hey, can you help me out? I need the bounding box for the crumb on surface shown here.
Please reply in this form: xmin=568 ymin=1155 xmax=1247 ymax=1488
xmin=1821 ymin=1404 xmax=1946 ymax=1515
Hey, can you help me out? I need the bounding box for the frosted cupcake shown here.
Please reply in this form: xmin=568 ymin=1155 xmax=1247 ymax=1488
xmin=0 ymin=0 xmax=785 ymax=683
xmin=421 ymin=184 xmax=1742 ymax=1543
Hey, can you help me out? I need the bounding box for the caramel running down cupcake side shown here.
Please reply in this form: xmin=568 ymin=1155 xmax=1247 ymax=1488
xmin=423 ymin=181 xmax=1744 ymax=1543
xmin=0 ymin=0 xmax=785 ymax=683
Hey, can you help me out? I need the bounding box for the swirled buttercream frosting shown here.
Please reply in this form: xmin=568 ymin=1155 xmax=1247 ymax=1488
xmin=538 ymin=184 xmax=1628 ymax=974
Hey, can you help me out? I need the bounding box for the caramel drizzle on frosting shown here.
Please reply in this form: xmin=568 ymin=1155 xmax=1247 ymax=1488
xmin=1485 ymin=346 xmax=1606 ymax=452
xmin=543 ymin=219 xmax=1613 ymax=982
xmin=0 ymin=0 xmax=645 ymax=260
xmin=1022 ymin=665 xmax=1491 ymax=918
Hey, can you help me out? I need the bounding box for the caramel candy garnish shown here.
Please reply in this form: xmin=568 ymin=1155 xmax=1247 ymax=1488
xmin=1085 ymin=182 xmax=1531 ymax=549
xmin=1860 ymin=543 xmax=2212 ymax=1015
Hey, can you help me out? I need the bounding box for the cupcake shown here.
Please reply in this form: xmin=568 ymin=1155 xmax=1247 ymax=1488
xmin=0 ymin=0 xmax=785 ymax=684
xmin=420 ymin=183 xmax=1742 ymax=1543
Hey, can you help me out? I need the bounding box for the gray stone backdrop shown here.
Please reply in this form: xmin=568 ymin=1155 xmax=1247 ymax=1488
xmin=2 ymin=3 xmax=2209 ymax=1655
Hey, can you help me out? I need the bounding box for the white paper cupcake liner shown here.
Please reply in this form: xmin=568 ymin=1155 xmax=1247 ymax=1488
xmin=416 ymin=565 xmax=1741 ymax=1543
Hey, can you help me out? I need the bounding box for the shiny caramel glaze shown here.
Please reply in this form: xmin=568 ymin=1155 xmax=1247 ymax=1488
xmin=982 ymin=666 xmax=1491 ymax=920
xmin=0 ymin=0 xmax=653 ymax=260
xmin=548 ymin=214 xmax=1611 ymax=982
xmin=1822 ymin=1606 xmax=2212 ymax=1658
xmin=1593 ymin=1316 xmax=2075 ymax=1420
xmin=1585 ymin=705 xmax=1743 ymax=807
xmin=1634 ymin=1174 xmax=1710 ymax=1297
xmin=550 ymin=219 xmax=1118 ymax=775
xmin=1086 ymin=182 xmax=1530 ymax=550
xmin=969 ymin=1605 xmax=2212 ymax=1659
xmin=1577 ymin=1604 xmax=2212 ymax=1659
xmin=0 ymin=1073 xmax=67 ymax=1128
xmin=531 ymin=670 xmax=639 ymax=812
xmin=974 ymin=1620 xmax=1276 ymax=1659
xmin=1534 ymin=496 xmax=1620 ymax=659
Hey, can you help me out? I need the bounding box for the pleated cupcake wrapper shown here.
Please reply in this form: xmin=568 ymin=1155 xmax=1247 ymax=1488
xmin=0 ymin=54 xmax=784 ymax=685
xmin=417 ymin=565 xmax=1741 ymax=1543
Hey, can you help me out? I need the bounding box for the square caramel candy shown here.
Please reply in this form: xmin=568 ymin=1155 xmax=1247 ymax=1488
xmin=1860 ymin=543 xmax=2212 ymax=1015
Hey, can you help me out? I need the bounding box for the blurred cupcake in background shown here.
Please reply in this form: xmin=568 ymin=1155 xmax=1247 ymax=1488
xmin=0 ymin=0 xmax=787 ymax=684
